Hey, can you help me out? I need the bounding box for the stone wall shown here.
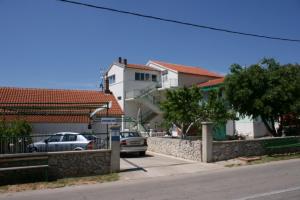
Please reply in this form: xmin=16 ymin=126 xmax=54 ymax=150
xmin=48 ymin=150 xmax=111 ymax=179
xmin=0 ymin=150 xmax=112 ymax=185
xmin=147 ymin=137 xmax=202 ymax=161
xmin=213 ymin=136 xmax=300 ymax=162
xmin=147 ymin=136 xmax=300 ymax=162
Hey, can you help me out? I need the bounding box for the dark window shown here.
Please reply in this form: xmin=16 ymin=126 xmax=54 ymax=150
xmin=135 ymin=72 xmax=141 ymax=80
xmin=117 ymin=96 xmax=122 ymax=100
xmin=145 ymin=73 xmax=150 ymax=81
xmin=48 ymin=135 xmax=62 ymax=142
xmin=152 ymin=74 xmax=157 ymax=82
xmin=140 ymin=73 xmax=145 ymax=80
xmin=62 ymin=134 xmax=77 ymax=142
xmin=120 ymin=132 xmax=140 ymax=138
xmin=108 ymin=75 xmax=115 ymax=84
xmin=83 ymin=134 xmax=96 ymax=141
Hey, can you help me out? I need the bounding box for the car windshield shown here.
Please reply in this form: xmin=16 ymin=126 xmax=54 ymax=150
xmin=120 ymin=132 xmax=140 ymax=138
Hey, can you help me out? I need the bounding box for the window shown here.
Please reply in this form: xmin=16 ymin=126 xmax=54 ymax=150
xmin=108 ymin=75 xmax=115 ymax=84
xmin=152 ymin=75 xmax=157 ymax=82
xmin=135 ymin=72 xmax=156 ymax=81
xmin=145 ymin=73 xmax=150 ymax=81
xmin=120 ymin=132 xmax=140 ymax=138
xmin=48 ymin=135 xmax=62 ymax=142
xmin=135 ymin=72 xmax=141 ymax=80
xmin=62 ymin=134 xmax=77 ymax=142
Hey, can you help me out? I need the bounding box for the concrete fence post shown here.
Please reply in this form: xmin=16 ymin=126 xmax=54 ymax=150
xmin=202 ymin=122 xmax=213 ymax=163
xmin=110 ymin=126 xmax=120 ymax=172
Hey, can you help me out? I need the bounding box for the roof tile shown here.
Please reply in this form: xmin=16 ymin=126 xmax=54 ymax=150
xmin=152 ymin=61 xmax=223 ymax=78
xmin=126 ymin=63 xmax=159 ymax=72
xmin=197 ymin=77 xmax=225 ymax=87
xmin=0 ymin=87 xmax=123 ymax=123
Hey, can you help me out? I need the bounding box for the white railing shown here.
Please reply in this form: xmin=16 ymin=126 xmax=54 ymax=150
xmin=125 ymin=83 xmax=160 ymax=99
xmin=162 ymin=79 xmax=178 ymax=88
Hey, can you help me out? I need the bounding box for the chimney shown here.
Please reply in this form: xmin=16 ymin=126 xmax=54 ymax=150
xmin=104 ymin=73 xmax=111 ymax=94
xmin=123 ymin=58 xmax=127 ymax=66
xmin=118 ymin=57 xmax=122 ymax=64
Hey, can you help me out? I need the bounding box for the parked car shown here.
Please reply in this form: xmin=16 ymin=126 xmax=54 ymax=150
xmin=81 ymin=133 xmax=107 ymax=149
xmin=120 ymin=131 xmax=147 ymax=156
xmin=28 ymin=132 xmax=96 ymax=152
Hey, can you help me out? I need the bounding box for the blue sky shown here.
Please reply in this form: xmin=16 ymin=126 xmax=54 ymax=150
xmin=0 ymin=0 xmax=299 ymax=90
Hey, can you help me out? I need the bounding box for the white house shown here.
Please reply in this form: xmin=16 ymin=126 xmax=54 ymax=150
xmin=107 ymin=58 xmax=223 ymax=133
xmin=106 ymin=57 xmax=270 ymax=139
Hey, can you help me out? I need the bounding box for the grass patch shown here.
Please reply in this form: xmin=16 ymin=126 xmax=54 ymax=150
xmin=0 ymin=173 xmax=119 ymax=193
xmin=225 ymin=163 xmax=242 ymax=168
xmin=250 ymin=152 xmax=300 ymax=165
xmin=224 ymin=152 xmax=300 ymax=168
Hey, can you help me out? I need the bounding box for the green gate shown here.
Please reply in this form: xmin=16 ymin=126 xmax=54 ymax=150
xmin=213 ymin=123 xmax=227 ymax=141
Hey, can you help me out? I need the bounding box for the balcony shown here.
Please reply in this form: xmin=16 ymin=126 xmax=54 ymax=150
xmin=161 ymin=79 xmax=178 ymax=89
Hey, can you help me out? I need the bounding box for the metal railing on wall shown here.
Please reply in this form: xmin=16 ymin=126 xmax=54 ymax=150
xmin=0 ymin=133 xmax=109 ymax=154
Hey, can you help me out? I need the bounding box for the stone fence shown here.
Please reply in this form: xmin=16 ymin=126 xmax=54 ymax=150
xmin=48 ymin=150 xmax=111 ymax=179
xmin=147 ymin=136 xmax=300 ymax=162
xmin=0 ymin=150 xmax=111 ymax=185
xmin=147 ymin=137 xmax=202 ymax=161
xmin=212 ymin=136 xmax=300 ymax=161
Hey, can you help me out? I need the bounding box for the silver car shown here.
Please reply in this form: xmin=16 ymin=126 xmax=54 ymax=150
xmin=28 ymin=132 xmax=95 ymax=152
xmin=120 ymin=132 xmax=147 ymax=156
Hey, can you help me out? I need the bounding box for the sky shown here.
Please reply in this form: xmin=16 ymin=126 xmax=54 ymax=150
xmin=0 ymin=0 xmax=299 ymax=90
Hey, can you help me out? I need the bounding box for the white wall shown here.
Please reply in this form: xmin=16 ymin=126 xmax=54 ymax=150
xmin=31 ymin=123 xmax=91 ymax=135
xmin=235 ymin=116 xmax=254 ymax=138
xmin=147 ymin=62 xmax=179 ymax=88
xmin=178 ymin=73 xmax=215 ymax=87
xmin=253 ymin=118 xmax=270 ymax=138
xmin=107 ymin=64 xmax=124 ymax=110
xmin=124 ymin=68 xmax=161 ymax=97
xmin=226 ymin=120 xmax=235 ymax=136
xmin=31 ymin=122 xmax=113 ymax=135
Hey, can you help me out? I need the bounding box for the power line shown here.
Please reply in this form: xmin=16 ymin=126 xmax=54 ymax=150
xmin=57 ymin=0 xmax=300 ymax=43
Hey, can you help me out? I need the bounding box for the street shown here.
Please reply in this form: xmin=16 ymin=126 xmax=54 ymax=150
xmin=1 ymin=158 xmax=300 ymax=200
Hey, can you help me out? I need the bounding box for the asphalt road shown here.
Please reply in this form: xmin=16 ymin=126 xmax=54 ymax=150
xmin=1 ymin=159 xmax=300 ymax=200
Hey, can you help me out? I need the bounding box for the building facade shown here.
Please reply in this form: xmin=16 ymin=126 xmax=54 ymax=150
xmin=107 ymin=58 xmax=223 ymax=133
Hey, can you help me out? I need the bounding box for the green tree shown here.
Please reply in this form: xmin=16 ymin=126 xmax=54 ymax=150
xmin=160 ymin=86 xmax=234 ymax=137
xmin=0 ymin=119 xmax=32 ymax=137
xmin=224 ymin=58 xmax=300 ymax=137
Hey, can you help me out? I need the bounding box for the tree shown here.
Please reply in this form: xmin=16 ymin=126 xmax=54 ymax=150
xmin=224 ymin=58 xmax=300 ymax=137
xmin=0 ymin=119 xmax=32 ymax=137
xmin=160 ymin=86 xmax=234 ymax=137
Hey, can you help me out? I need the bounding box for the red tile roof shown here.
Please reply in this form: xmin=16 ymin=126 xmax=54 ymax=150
xmin=151 ymin=61 xmax=223 ymax=78
xmin=126 ymin=63 xmax=159 ymax=72
xmin=197 ymin=77 xmax=225 ymax=87
xmin=0 ymin=87 xmax=123 ymax=123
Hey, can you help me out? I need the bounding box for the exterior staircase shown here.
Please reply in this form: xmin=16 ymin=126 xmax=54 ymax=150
xmin=125 ymin=84 xmax=162 ymax=128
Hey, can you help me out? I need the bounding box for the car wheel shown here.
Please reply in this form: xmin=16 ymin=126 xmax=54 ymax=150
xmin=139 ymin=151 xmax=146 ymax=156
xmin=30 ymin=147 xmax=37 ymax=153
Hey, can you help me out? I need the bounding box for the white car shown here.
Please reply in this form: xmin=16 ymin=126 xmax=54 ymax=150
xmin=28 ymin=132 xmax=96 ymax=152
xmin=120 ymin=132 xmax=148 ymax=156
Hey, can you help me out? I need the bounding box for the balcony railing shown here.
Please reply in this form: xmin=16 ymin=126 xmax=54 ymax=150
xmin=162 ymin=79 xmax=178 ymax=88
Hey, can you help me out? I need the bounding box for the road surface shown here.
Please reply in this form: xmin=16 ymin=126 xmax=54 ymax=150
xmin=1 ymin=159 xmax=300 ymax=200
